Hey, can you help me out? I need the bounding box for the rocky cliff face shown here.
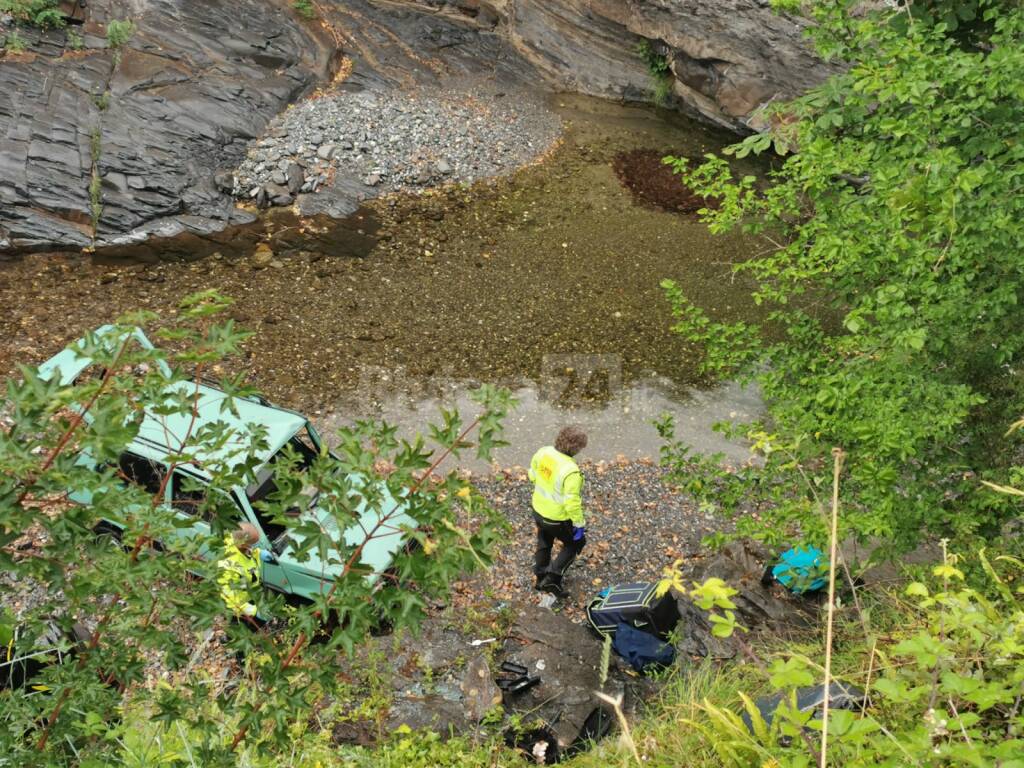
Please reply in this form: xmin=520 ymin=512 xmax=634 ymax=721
xmin=405 ymin=0 xmax=836 ymax=130
xmin=0 ymin=0 xmax=332 ymax=252
xmin=1 ymin=0 xmax=832 ymax=252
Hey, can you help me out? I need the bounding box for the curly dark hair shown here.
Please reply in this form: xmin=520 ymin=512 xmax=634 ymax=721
xmin=554 ymin=426 xmax=588 ymax=457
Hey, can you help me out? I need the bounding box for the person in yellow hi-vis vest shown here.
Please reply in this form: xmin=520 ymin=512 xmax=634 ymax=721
xmin=217 ymin=523 xmax=266 ymax=622
xmin=528 ymin=426 xmax=588 ymax=599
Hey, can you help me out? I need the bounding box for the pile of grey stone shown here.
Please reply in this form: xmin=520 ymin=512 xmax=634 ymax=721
xmin=231 ymin=86 xmax=561 ymax=208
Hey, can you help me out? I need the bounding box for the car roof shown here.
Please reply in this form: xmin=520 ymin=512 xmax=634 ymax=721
xmin=131 ymin=381 xmax=307 ymax=476
xmin=39 ymin=325 xmax=307 ymax=476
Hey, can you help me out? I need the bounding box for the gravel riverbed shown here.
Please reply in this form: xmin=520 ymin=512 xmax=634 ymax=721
xmin=233 ymin=82 xmax=562 ymax=207
xmin=453 ymin=459 xmax=725 ymax=623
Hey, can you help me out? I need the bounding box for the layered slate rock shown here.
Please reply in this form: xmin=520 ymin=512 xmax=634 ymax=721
xmin=0 ymin=0 xmax=331 ymax=252
xmin=401 ymin=0 xmax=838 ymax=131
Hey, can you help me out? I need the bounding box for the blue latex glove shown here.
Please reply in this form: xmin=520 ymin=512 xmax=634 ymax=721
xmin=572 ymin=526 xmax=586 ymax=542
xmin=259 ymin=549 xmax=275 ymax=564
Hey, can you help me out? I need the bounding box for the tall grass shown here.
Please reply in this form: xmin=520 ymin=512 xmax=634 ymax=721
xmin=570 ymin=663 xmax=754 ymax=768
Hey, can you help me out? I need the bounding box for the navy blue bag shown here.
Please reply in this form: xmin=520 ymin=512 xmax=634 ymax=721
xmin=611 ymin=622 xmax=676 ymax=674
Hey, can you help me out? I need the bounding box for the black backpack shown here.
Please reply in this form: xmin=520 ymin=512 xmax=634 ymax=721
xmin=585 ymin=582 xmax=681 ymax=639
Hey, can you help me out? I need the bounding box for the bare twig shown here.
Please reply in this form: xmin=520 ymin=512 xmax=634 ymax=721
xmin=820 ymin=447 xmax=845 ymax=768
xmin=594 ymin=691 xmax=641 ymax=765
xmin=861 ymin=639 xmax=878 ymax=716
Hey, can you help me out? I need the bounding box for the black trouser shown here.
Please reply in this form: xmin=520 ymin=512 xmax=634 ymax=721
xmin=533 ymin=513 xmax=586 ymax=578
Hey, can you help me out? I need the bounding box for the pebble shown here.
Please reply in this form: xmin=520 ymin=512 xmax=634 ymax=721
xmin=233 ymin=85 xmax=562 ymax=207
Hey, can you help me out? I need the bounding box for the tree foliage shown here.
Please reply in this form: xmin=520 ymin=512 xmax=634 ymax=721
xmin=0 ymin=0 xmax=63 ymax=29
xmin=0 ymin=292 xmax=512 ymax=765
xmin=661 ymin=0 xmax=1024 ymax=557
xmin=692 ymin=548 xmax=1024 ymax=767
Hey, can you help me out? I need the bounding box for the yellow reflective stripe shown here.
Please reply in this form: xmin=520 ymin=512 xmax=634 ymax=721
xmin=533 ymin=484 xmax=561 ymax=503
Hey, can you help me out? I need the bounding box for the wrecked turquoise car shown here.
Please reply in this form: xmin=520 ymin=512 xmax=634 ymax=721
xmin=38 ymin=326 xmax=415 ymax=605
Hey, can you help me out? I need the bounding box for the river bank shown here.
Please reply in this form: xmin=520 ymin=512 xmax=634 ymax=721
xmin=0 ymin=94 xmax=765 ymax=465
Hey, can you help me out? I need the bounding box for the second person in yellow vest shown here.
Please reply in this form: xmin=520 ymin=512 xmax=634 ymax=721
xmin=528 ymin=426 xmax=588 ymax=599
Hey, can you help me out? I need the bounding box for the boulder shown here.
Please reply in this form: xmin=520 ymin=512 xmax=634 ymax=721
xmin=213 ymin=170 xmax=236 ymax=193
xmin=386 ymin=691 xmax=469 ymax=735
xmin=251 ymin=243 xmax=274 ymax=268
xmin=286 ymin=163 xmax=305 ymax=194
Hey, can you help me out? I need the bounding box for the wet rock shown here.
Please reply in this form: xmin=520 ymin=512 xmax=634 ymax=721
xmin=264 ymin=183 xmax=293 ymax=206
xmin=460 ymin=654 xmax=502 ymax=723
xmin=251 ymin=243 xmax=274 ymax=268
xmin=271 ymin=170 xmax=288 ymax=186
xmin=286 ymin=163 xmax=304 ymax=194
xmin=502 ymin=603 xmax=626 ymax=754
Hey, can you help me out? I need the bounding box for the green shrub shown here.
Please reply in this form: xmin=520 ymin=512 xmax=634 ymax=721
xmin=660 ymin=0 xmax=1024 ymax=558
xmin=293 ymin=0 xmax=316 ymax=19
xmin=1 ymin=0 xmax=63 ymax=28
xmin=636 ymin=39 xmax=673 ymax=106
xmin=105 ymin=18 xmax=134 ymax=49
xmin=2 ymin=26 xmax=26 ymax=52
xmin=0 ymin=298 xmax=512 ymax=764
xmin=691 ymin=549 xmax=1024 ymax=767
xmin=88 ymin=169 xmax=102 ymax=229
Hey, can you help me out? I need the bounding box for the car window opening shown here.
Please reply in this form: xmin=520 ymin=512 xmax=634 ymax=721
xmin=246 ymin=426 xmax=320 ymax=542
xmin=117 ymin=452 xmax=164 ymax=495
xmin=169 ymin=472 xmax=215 ymax=523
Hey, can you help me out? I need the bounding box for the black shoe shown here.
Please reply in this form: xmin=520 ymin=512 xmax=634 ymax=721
xmin=539 ymin=574 xmax=568 ymax=599
xmin=534 ymin=573 xmax=547 ymax=591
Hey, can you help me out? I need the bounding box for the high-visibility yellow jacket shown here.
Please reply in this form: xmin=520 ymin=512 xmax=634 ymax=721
xmin=528 ymin=446 xmax=585 ymax=527
xmin=217 ymin=535 xmax=261 ymax=618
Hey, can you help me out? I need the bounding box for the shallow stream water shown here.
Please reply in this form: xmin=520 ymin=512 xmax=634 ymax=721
xmin=0 ymin=94 xmax=766 ymax=468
